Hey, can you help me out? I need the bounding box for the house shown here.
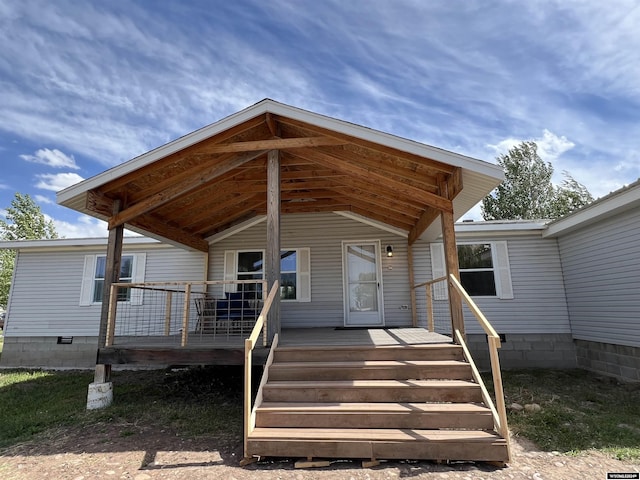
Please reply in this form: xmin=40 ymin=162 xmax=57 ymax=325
xmin=1 ymin=99 xmax=638 ymax=464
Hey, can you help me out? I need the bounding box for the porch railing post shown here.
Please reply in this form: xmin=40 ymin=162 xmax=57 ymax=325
xmin=426 ymin=285 xmax=434 ymax=332
xmin=181 ymin=283 xmax=191 ymax=347
xmin=105 ymin=283 xmax=118 ymax=347
xmin=164 ymin=291 xmax=173 ymax=336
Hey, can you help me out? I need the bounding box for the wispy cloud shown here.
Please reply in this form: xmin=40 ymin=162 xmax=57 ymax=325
xmin=20 ymin=148 xmax=79 ymax=169
xmin=34 ymin=194 xmax=54 ymax=205
xmin=487 ymin=130 xmax=575 ymax=163
xmin=48 ymin=214 xmax=107 ymax=239
xmin=35 ymin=173 xmax=85 ymax=192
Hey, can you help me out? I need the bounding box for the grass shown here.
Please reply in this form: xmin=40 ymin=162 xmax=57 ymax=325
xmin=0 ymin=366 xmax=248 ymax=450
xmin=0 ymin=367 xmax=638 ymax=461
xmin=496 ymin=369 xmax=640 ymax=461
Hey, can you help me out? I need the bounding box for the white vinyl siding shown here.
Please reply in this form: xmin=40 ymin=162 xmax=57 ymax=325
xmin=210 ymin=213 xmax=411 ymax=328
xmin=557 ymin=206 xmax=640 ymax=348
xmin=5 ymin=246 xmax=205 ymax=337
xmin=421 ymin=234 xmax=569 ymax=335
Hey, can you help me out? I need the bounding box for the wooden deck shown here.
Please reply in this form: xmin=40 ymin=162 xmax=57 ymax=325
xmin=98 ymin=327 xmax=451 ymax=366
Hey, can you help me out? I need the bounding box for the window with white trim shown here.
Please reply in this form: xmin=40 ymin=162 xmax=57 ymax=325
xmin=457 ymin=244 xmax=496 ymax=296
xmin=224 ymin=248 xmax=311 ymax=302
xmin=93 ymin=255 xmax=134 ymax=302
xmin=80 ymin=253 xmax=146 ymax=306
xmin=430 ymin=241 xmax=513 ymax=299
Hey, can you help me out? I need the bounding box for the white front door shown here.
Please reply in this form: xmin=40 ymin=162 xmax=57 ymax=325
xmin=343 ymin=241 xmax=384 ymax=326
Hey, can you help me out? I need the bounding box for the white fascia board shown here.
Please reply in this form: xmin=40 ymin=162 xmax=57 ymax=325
xmin=207 ymin=215 xmax=267 ymax=244
xmin=57 ymin=101 xmax=275 ymax=206
xmin=544 ymin=181 xmax=640 ymax=238
xmin=334 ymin=211 xmax=408 ymax=237
xmin=0 ymin=236 xmax=161 ymax=251
xmin=455 ymin=221 xmax=547 ymax=239
xmin=267 ymin=102 xmax=504 ymax=180
xmin=58 ymin=99 xmax=504 ymax=207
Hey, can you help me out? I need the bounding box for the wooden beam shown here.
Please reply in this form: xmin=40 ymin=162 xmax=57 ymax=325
xmin=408 ymin=208 xmax=440 ymax=245
xmin=281 ymin=199 xmax=349 ymax=213
xmin=198 ymin=136 xmax=347 ymax=154
xmin=96 ymin=199 xmax=124 ymax=383
xmin=349 ymin=206 xmax=414 ymax=231
xmin=438 ymin=176 xmax=465 ymax=338
xmin=265 ymin=112 xmax=280 ymax=137
xmin=320 ymin=144 xmax=440 ymax=189
xmin=108 ymin=149 xmax=268 ymax=229
xmin=132 ymin=214 xmax=209 ymax=252
xmin=201 ymin=210 xmax=261 ymax=238
xmin=334 ymin=195 xmax=417 ymax=228
xmin=266 ymin=150 xmax=281 ymax=340
xmin=332 ymin=186 xmax=423 ymax=218
xmin=297 ymin=148 xmax=453 ymax=213
xmin=99 ymin=114 xmax=267 ymax=195
xmin=86 ymin=190 xmax=114 ymax=217
xmin=97 ymin=347 xmax=269 ymax=365
xmin=278 ymin=117 xmax=458 ymax=174
xmin=407 ymin=242 xmax=418 ymax=327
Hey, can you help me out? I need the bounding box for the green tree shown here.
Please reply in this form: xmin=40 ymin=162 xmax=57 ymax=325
xmin=0 ymin=193 xmax=58 ymax=308
xmin=481 ymin=141 xmax=593 ymax=221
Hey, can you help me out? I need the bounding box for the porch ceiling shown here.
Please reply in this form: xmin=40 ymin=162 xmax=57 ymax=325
xmin=58 ymin=100 xmax=503 ymax=252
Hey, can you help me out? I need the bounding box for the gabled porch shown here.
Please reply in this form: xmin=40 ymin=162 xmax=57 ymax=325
xmin=56 ymin=99 xmax=509 ymax=463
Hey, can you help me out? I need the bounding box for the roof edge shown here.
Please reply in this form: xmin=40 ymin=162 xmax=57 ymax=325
xmin=544 ymin=179 xmax=640 ymax=238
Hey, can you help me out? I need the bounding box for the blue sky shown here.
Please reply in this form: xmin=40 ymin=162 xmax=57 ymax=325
xmin=0 ymin=0 xmax=638 ymax=237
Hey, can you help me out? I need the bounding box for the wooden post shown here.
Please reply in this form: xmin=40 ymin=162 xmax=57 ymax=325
xmin=438 ymin=177 xmax=465 ymax=339
xmin=95 ymin=199 xmax=124 ymax=383
xmin=181 ymin=283 xmax=191 ymax=347
xmin=266 ymin=149 xmax=281 ymax=340
xmin=407 ymin=242 xmax=418 ymax=327
xmin=426 ymin=285 xmax=434 ymax=332
xmin=164 ymin=291 xmax=173 ymax=336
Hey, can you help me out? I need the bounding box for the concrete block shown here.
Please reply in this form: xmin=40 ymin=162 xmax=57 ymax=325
xmin=87 ymin=382 xmax=113 ymax=410
xmin=619 ymin=366 xmax=640 ymax=382
xmin=605 ymin=363 xmax=622 ymax=377
xmin=618 ymin=355 xmax=640 ymax=369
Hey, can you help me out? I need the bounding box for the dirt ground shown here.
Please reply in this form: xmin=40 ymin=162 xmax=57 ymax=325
xmin=0 ymin=423 xmax=638 ymax=480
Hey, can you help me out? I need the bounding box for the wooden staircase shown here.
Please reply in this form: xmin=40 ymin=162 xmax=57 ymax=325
xmin=246 ymin=343 xmax=510 ymax=464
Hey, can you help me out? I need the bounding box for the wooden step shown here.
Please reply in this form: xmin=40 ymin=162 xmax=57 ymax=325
xmin=247 ymin=427 xmax=509 ymax=462
xmin=268 ymin=359 xmax=472 ymax=381
xmin=273 ymin=344 xmax=463 ymax=363
xmin=262 ymin=379 xmax=482 ymax=403
xmin=255 ymin=401 xmax=494 ymax=429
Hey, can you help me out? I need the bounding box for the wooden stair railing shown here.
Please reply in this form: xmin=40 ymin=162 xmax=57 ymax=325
xmin=242 ymin=281 xmax=279 ymax=464
xmin=449 ymin=274 xmax=510 ymax=456
xmin=245 ymin=343 xmax=509 ymax=464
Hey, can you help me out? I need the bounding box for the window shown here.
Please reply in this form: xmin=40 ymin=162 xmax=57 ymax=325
xmin=224 ymin=248 xmax=311 ymax=302
xmin=93 ymin=255 xmax=134 ymax=302
xmin=457 ymin=244 xmax=496 ymax=296
xmin=430 ymin=241 xmax=513 ymax=299
xmin=80 ymin=253 xmax=146 ymax=306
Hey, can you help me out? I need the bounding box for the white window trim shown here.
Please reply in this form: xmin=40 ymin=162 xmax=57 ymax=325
xmin=223 ymin=248 xmax=311 ymax=303
xmin=430 ymin=241 xmax=513 ymax=300
xmin=79 ymin=253 xmax=146 ymax=306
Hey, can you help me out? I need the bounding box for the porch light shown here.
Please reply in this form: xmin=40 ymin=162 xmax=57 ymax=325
xmin=386 ymin=245 xmax=393 ymax=257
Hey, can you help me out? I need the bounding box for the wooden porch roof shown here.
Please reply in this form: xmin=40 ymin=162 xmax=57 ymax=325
xmin=58 ymin=99 xmax=503 ymax=252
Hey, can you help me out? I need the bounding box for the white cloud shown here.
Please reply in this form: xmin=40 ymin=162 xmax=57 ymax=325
xmin=20 ymin=148 xmax=79 ymax=169
xmin=536 ymin=130 xmax=576 ymax=162
xmin=35 ymin=173 xmax=85 ymax=192
xmin=487 ymin=130 xmax=575 ymax=162
xmin=34 ymin=194 xmax=54 ymax=205
xmin=50 ymin=214 xmax=141 ymax=239
xmin=50 ymin=214 xmax=107 ymax=239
